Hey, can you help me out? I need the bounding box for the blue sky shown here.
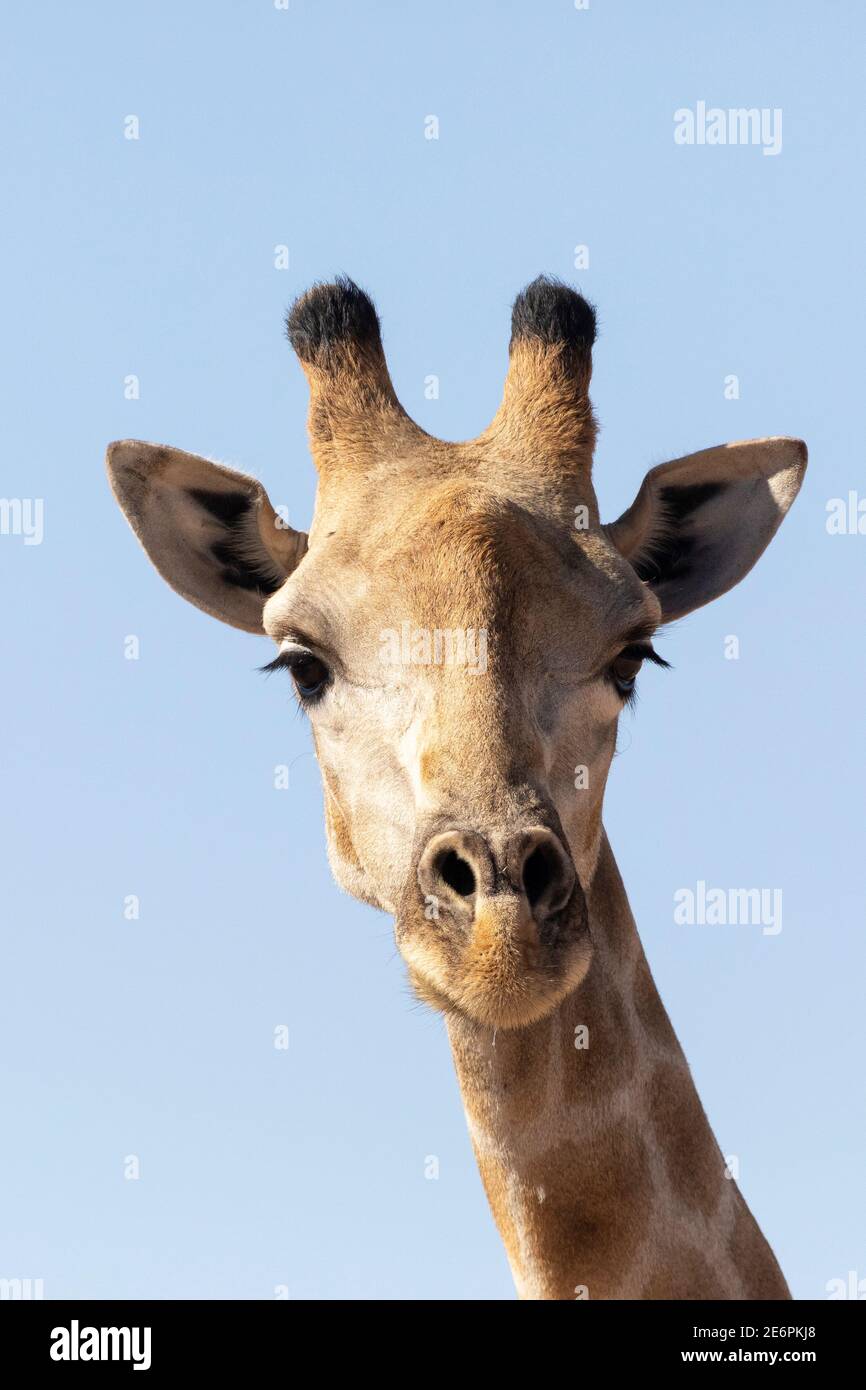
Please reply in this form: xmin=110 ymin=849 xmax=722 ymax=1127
xmin=1 ymin=0 xmax=863 ymax=1299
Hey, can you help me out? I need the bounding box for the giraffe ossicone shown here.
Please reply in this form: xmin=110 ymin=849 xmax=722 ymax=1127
xmin=107 ymin=275 xmax=806 ymax=1299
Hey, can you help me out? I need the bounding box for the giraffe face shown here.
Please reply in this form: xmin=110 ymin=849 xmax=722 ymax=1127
xmin=259 ymin=477 xmax=662 ymax=1029
xmin=107 ymin=278 xmax=806 ymax=1033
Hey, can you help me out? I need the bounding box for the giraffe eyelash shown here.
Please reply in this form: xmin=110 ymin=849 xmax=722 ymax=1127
xmin=622 ymin=643 xmax=671 ymax=669
xmin=260 ymin=650 xmax=295 ymax=677
xmin=611 ymin=643 xmax=671 ymax=708
xmin=260 ymin=647 xmax=331 ymax=703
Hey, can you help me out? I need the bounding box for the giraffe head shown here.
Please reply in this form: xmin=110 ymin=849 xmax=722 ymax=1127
xmin=107 ymin=277 xmax=805 ymax=1031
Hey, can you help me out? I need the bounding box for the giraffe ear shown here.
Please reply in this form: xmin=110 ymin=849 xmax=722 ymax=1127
xmin=106 ymin=440 xmax=308 ymax=634
xmin=605 ymin=437 xmax=806 ymax=621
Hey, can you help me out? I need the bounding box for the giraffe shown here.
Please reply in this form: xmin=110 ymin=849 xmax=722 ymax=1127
xmin=107 ymin=277 xmax=806 ymax=1299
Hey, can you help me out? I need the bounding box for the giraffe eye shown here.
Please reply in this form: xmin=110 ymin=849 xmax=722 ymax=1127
xmin=608 ymin=641 xmax=669 ymax=701
xmin=611 ymin=651 xmax=644 ymax=696
xmin=261 ymin=647 xmax=330 ymax=701
xmin=287 ymin=652 xmax=330 ymax=698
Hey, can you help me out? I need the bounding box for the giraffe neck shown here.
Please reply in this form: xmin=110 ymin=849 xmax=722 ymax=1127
xmin=445 ymin=833 xmax=789 ymax=1300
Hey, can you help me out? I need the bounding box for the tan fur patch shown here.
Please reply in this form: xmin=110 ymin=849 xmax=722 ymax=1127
xmin=648 ymin=1062 xmax=724 ymax=1217
xmin=516 ymin=1121 xmax=653 ymax=1299
xmin=728 ymin=1195 xmax=791 ymax=1299
xmin=640 ymin=1247 xmax=730 ymax=1300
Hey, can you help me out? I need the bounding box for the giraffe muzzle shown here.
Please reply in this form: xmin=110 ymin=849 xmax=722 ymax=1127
xmin=400 ymin=821 xmax=591 ymax=1029
xmin=417 ymin=825 xmax=577 ymax=945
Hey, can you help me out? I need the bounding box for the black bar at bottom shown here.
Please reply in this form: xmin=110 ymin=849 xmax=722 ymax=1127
xmin=1 ymin=1299 xmax=861 ymax=1375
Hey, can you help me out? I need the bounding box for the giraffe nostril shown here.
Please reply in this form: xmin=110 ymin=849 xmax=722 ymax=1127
xmin=508 ymin=828 xmax=576 ymax=920
xmin=522 ymin=846 xmax=553 ymax=907
xmin=417 ymin=830 xmax=494 ymax=913
xmin=418 ymin=826 xmax=574 ymax=922
xmin=437 ymin=850 xmax=476 ymax=897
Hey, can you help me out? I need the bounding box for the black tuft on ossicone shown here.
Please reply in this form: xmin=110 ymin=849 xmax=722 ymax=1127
xmin=286 ymin=276 xmax=382 ymax=365
xmin=510 ymin=276 xmax=597 ymax=353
